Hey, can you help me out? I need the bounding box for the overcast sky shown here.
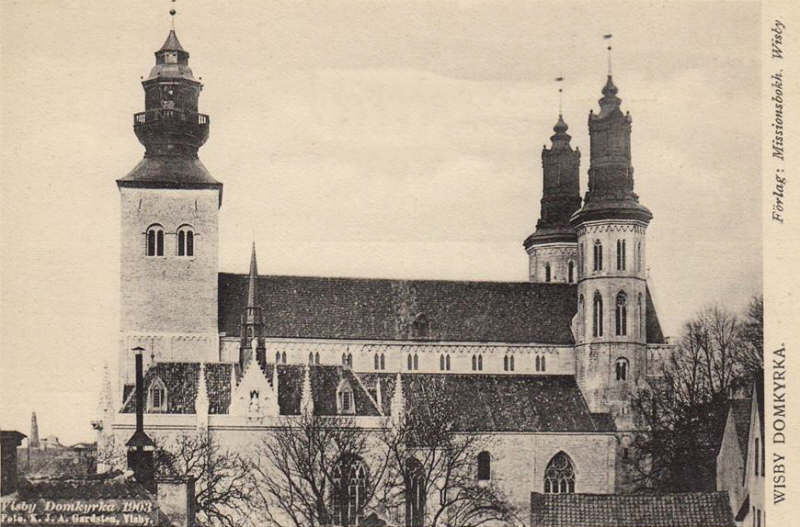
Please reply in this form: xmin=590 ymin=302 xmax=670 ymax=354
xmin=1 ymin=0 xmax=761 ymax=443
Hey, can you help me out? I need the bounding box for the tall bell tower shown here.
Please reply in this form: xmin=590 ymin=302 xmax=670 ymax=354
xmin=523 ymin=113 xmax=581 ymax=284
xmin=570 ymin=74 xmax=652 ymax=430
xmin=116 ymin=26 xmax=222 ymax=384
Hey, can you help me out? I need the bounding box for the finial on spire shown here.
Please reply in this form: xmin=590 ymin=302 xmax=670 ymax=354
xmin=555 ymin=76 xmax=564 ymax=115
xmin=603 ymin=34 xmax=613 ymax=76
xmin=170 ymin=1 xmax=177 ymax=31
xmin=247 ymin=242 xmax=258 ymax=308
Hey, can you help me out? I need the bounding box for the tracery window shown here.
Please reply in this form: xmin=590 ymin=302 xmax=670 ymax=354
xmin=615 ymin=292 xmax=627 ymax=336
xmin=405 ymin=458 xmax=426 ymax=527
xmin=146 ymin=225 xmax=164 ymax=256
xmin=593 ymin=240 xmax=603 ymax=271
xmin=177 ymin=225 xmax=194 ymax=256
xmin=331 ymin=457 xmax=369 ymax=526
xmin=616 ymin=239 xmax=626 ymax=271
xmin=477 ymin=451 xmax=491 ymax=481
xmin=593 ymin=292 xmax=603 ymax=337
xmin=544 ymin=452 xmax=575 ymax=494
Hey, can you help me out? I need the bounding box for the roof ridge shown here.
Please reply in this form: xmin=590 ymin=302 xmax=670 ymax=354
xmin=219 ymin=271 xmax=577 ymax=287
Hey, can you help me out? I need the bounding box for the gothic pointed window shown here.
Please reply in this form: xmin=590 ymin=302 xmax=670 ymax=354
xmin=316 ymin=352 xmax=321 ymax=365
xmin=568 ymin=261 xmax=575 ymax=283
xmin=405 ymin=458 xmax=426 ymax=527
xmin=477 ymin=451 xmax=491 ymax=481
xmin=472 ymin=355 xmax=477 ymax=371
xmin=509 ymin=355 xmax=515 ymax=371
xmin=503 ymin=356 xmax=508 ymax=371
xmin=283 ymin=352 xmax=288 ymax=364
xmin=148 ymin=377 xmax=167 ymax=413
xmin=593 ymin=240 xmax=603 ymax=271
xmin=146 ymin=225 xmax=164 ymax=256
xmin=616 ymin=239 xmax=626 ymax=270
xmin=331 ymin=457 xmax=369 ymax=526
xmin=541 ymin=355 xmax=546 ymax=371
xmin=615 ymin=292 xmax=627 ymax=336
xmin=440 ymin=355 xmax=446 ymax=371
xmin=445 ymin=354 xmax=450 ymax=371
xmin=636 ymin=241 xmax=642 ymax=272
xmin=408 ymin=354 xmax=413 ymax=371
xmin=535 ymin=355 xmax=540 ymax=372
xmin=375 ymin=354 xmax=381 ymax=370
xmin=615 ymin=358 xmax=629 ymax=381
xmin=310 ymin=352 xmax=315 ymax=364
xmin=593 ymin=292 xmax=603 ymax=337
xmin=477 ymin=354 xmax=483 ymax=371
xmin=544 ymin=452 xmax=575 ymax=493
xmin=379 ymin=353 xmax=385 ymax=370
xmin=545 ymin=263 xmax=551 ymax=282
xmin=343 ymin=353 xmax=348 ymax=366
xmin=337 ymin=380 xmax=355 ymax=415
xmin=413 ymin=354 xmax=419 ymax=370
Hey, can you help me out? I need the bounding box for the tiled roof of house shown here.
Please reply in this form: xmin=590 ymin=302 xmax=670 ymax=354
xmin=16 ymin=475 xmax=151 ymax=500
xmin=731 ymin=398 xmax=752 ymax=461
xmin=530 ymin=491 xmax=735 ymax=527
xmin=219 ymin=274 xmax=577 ymax=344
xmin=121 ymin=362 xmax=380 ymax=416
xmin=360 ymin=373 xmax=614 ymax=433
xmin=218 ymin=273 xmax=668 ymax=345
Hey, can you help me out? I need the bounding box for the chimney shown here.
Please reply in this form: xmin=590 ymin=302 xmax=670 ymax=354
xmin=126 ymin=347 xmax=155 ymax=492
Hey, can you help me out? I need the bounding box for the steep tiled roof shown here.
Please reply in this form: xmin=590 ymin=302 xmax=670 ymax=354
xmin=530 ymin=492 xmax=735 ymax=527
xmin=219 ymin=274 xmax=577 ymax=343
xmin=361 ymin=373 xmax=612 ymax=433
xmin=121 ymin=362 xmax=380 ymax=416
xmin=118 ymin=157 xmax=221 ymax=189
xmin=219 ymin=273 xmax=666 ymax=345
xmin=731 ymin=399 xmax=752 ymax=461
xmin=121 ymin=362 xmax=232 ymax=415
xmin=16 ymin=475 xmax=151 ymax=500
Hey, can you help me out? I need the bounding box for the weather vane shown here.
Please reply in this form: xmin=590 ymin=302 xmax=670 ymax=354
xmin=604 ymin=34 xmax=613 ymax=75
xmin=555 ymin=76 xmax=564 ymax=114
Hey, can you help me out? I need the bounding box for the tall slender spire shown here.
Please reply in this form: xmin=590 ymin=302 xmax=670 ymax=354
xmin=247 ymin=242 xmax=258 ymax=308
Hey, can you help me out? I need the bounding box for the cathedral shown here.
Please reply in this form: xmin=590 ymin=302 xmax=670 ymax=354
xmin=99 ymin=24 xmax=679 ymax=525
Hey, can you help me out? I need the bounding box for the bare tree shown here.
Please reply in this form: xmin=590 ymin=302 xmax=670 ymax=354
xmin=736 ymin=295 xmax=764 ymax=384
xmin=249 ymin=412 xmax=392 ymax=527
xmin=155 ymin=433 xmax=254 ymax=527
xmin=380 ymin=395 xmax=519 ymax=527
xmin=630 ymin=300 xmax=763 ymax=493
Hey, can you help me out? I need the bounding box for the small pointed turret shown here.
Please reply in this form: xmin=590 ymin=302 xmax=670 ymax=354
xmin=300 ymin=366 xmax=314 ymax=417
xmin=247 ymin=242 xmax=258 ymax=308
xmin=239 ymin=243 xmax=266 ymax=370
xmin=195 ymin=363 xmax=210 ymax=430
xmin=390 ymin=372 xmax=405 ymax=426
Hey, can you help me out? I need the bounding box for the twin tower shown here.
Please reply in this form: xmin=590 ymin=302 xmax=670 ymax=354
xmin=524 ymin=76 xmax=654 ymax=421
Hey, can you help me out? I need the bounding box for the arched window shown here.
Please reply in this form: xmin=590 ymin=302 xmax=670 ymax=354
xmin=379 ymin=354 xmax=385 ymax=370
xmin=545 ymin=263 xmax=551 ymax=282
xmin=472 ymin=355 xmax=477 ymax=371
xmin=316 ymin=352 xmax=321 ymax=365
xmin=337 ymin=380 xmax=355 ymax=414
xmin=541 ymin=355 xmax=546 ymax=371
xmin=331 ymin=457 xmax=369 ymax=526
xmin=283 ymin=351 xmax=288 ymax=364
xmin=375 ymin=354 xmax=381 ymax=370
xmin=579 ymin=242 xmax=585 ymax=274
xmin=310 ymin=352 xmax=315 ymax=364
xmin=440 ymin=355 xmax=446 ymax=371
xmin=593 ymin=292 xmax=603 ymax=337
xmin=593 ymin=240 xmax=603 ymax=271
xmin=445 ymin=354 xmax=450 ymax=371
xmin=616 ymin=239 xmax=626 ymax=270
xmin=615 ymin=357 xmax=629 ymax=381
xmin=278 ymin=352 xmax=283 ymax=364
xmin=636 ymin=241 xmax=642 ymax=272
xmin=408 ymin=355 xmax=413 ymax=371
xmin=477 ymin=451 xmax=491 ymax=481
xmin=148 ymin=377 xmax=167 ymax=412
xmin=544 ymin=452 xmax=575 ymax=493
xmin=503 ymin=356 xmax=509 ymax=371
xmin=146 ymin=225 xmax=164 ymax=256
xmin=579 ymin=294 xmax=585 ymax=339
xmin=177 ymin=225 xmax=194 ymax=256
xmin=413 ymin=354 xmax=419 ymax=370
xmin=637 ymin=293 xmax=644 ymax=338
xmin=568 ymin=261 xmax=575 ymax=283
xmin=405 ymin=458 xmax=426 ymax=527
xmin=509 ymin=355 xmax=515 ymax=371
xmin=615 ymin=292 xmax=627 ymax=336
xmin=535 ymin=355 xmax=540 ymax=372
xmin=477 ymin=355 xmax=483 ymax=371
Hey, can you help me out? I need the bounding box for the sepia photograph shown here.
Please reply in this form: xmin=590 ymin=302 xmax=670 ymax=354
xmin=1 ymin=1 xmax=791 ymax=526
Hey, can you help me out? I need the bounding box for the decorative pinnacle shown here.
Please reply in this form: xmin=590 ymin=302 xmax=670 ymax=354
xmin=170 ymin=1 xmax=177 ymax=30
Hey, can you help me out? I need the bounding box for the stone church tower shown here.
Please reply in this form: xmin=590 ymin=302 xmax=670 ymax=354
xmin=570 ymin=75 xmax=652 ymax=431
xmin=524 ymin=114 xmax=582 ymax=284
xmin=116 ymin=30 xmax=222 ymax=383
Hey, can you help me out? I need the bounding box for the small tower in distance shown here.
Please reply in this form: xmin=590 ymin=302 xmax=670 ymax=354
xmin=240 ymin=243 xmax=266 ymax=371
xmin=29 ymin=412 xmax=39 ymax=449
xmin=523 ymin=113 xmax=581 ymax=284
